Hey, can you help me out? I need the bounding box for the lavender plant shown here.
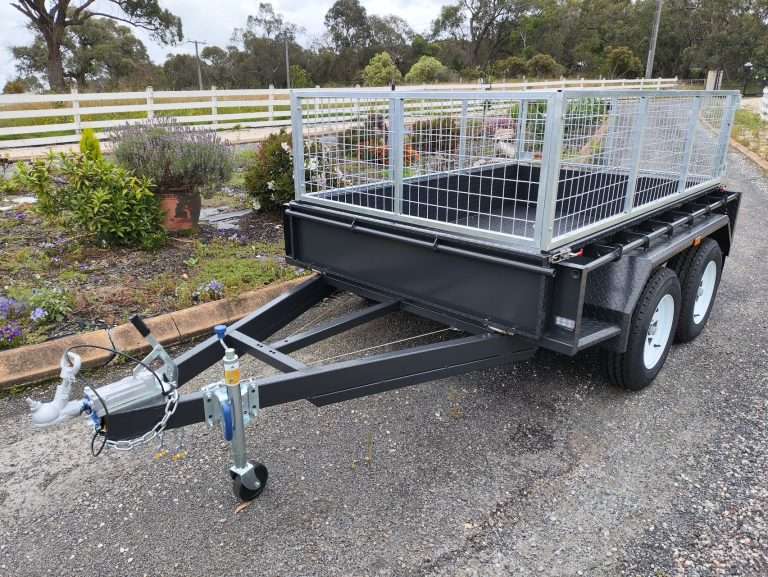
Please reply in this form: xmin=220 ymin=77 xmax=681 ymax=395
xmin=110 ymin=119 xmax=233 ymax=193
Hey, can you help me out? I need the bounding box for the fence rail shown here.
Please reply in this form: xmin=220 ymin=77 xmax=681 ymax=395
xmin=0 ymin=77 xmax=679 ymax=150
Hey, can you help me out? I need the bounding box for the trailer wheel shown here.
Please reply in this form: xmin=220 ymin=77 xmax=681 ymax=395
xmin=232 ymin=461 xmax=269 ymax=501
xmin=603 ymin=267 xmax=681 ymax=390
xmin=675 ymin=238 xmax=723 ymax=343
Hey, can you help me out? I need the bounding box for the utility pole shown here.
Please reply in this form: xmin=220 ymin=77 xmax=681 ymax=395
xmin=284 ymin=35 xmax=291 ymax=89
xmin=645 ymin=0 xmax=663 ymax=79
xmin=188 ymin=39 xmax=208 ymax=90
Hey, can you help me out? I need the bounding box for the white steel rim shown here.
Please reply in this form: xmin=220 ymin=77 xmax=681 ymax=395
xmin=693 ymin=261 xmax=717 ymax=325
xmin=644 ymin=294 xmax=675 ymax=369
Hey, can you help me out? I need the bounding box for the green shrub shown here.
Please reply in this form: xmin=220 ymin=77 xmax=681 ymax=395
xmin=15 ymin=154 xmax=166 ymax=249
xmin=14 ymin=156 xmax=60 ymax=216
xmin=79 ymin=128 xmax=103 ymax=160
xmin=0 ymin=175 xmax=23 ymax=197
xmin=602 ymin=46 xmax=643 ymax=79
xmin=111 ymin=119 xmax=233 ymax=193
xmin=290 ymin=64 xmax=314 ymax=88
xmin=60 ymin=155 xmax=166 ymax=249
xmin=363 ymin=52 xmax=402 ymax=86
xmin=493 ymin=56 xmax=528 ymax=79
xmin=28 ymin=287 xmax=73 ymax=324
xmin=244 ymin=130 xmax=294 ymax=212
xmin=405 ymin=56 xmax=451 ymax=84
xmin=526 ymin=54 xmax=564 ymax=78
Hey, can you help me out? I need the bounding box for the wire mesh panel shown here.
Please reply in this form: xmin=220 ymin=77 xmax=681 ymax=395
xmin=299 ymin=95 xmax=395 ymax=212
xmin=553 ymin=95 xmax=641 ymax=237
xmin=293 ymin=89 xmax=738 ymax=253
xmin=400 ymin=96 xmax=549 ymax=239
xmin=551 ymin=91 xmax=737 ymax=246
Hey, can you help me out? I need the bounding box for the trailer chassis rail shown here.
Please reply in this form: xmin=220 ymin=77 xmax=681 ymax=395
xmin=85 ymin=275 xmax=534 ymax=498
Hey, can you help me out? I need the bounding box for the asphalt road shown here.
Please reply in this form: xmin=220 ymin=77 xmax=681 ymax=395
xmin=2 ymin=151 xmax=767 ymax=577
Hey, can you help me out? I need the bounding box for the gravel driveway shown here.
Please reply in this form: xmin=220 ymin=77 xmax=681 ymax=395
xmin=1 ymin=151 xmax=767 ymax=577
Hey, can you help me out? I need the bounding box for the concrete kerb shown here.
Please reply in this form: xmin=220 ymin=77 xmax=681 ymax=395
xmin=0 ymin=276 xmax=311 ymax=389
xmin=730 ymin=138 xmax=768 ymax=173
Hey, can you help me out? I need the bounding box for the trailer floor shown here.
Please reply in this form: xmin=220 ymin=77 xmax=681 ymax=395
xmin=1 ymin=152 xmax=767 ymax=577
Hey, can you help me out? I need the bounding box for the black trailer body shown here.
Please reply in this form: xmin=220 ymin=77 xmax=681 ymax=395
xmin=29 ymin=88 xmax=744 ymax=501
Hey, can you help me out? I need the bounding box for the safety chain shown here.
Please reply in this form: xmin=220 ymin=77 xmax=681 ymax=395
xmin=104 ymin=387 xmax=179 ymax=452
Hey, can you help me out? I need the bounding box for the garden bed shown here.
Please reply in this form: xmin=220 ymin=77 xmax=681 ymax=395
xmin=0 ymin=197 xmax=298 ymax=350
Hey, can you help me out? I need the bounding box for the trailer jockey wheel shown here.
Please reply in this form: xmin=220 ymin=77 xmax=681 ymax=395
xmin=231 ymin=461 xmax=269 ymax=501
xmin=675 ymin=238 xmax=723 ymax=343
xmin=603 ymin=267 xmax=681 ymax=391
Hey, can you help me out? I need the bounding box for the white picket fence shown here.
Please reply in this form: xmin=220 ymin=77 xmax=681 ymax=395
xmin=0 ymin=77 xmax=679 ymax=149
xmin=762 ymin=87 xmax=768 ymax=122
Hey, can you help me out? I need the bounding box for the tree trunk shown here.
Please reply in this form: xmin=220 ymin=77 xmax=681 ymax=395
xmin=45 ymin=31 xmax=66 ymax=92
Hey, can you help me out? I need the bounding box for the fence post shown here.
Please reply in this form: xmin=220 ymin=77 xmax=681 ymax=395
xmin=290 ymin=92 xmax=305 ymax=200
xmin=677 ymin=95 xmax=703 ymax=194
xmin=268 ymin=84 xmax=275 ymax=122
xmin=762 ymin=87 xmax=768 ymax=122
xmin=389 ymin=97 xmax=404 ymax=215
xmin=211 ymin=86 xmax=218 ymax=129
xmin=623 ymin=96 xmax=649 ymax=213
xmin=71 ymin=84 xmax=81 ymax=135
xmin=146 ymin=86 xmax=154 ymax=120
xmin=657 ymin=77 xmax=662 ymax=89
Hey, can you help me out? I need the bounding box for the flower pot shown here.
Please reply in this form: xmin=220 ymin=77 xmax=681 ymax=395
xmin=157 ymin=189 xmax=201 ymax=232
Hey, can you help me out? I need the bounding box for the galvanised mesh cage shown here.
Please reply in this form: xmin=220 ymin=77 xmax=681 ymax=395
xmin=291 ymin=89 xmax=739 ymax=252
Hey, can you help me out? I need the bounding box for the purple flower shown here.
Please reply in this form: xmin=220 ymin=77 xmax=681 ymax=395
xmin=14 ymin=212 xmax=25 ymax=221
xmin=30 ymin=307 xmax=47 ymax=322
xmin=0 ymin=322 xmax=22 ymax=344
xmin=0 ymin=297 xmax=24 ymax=320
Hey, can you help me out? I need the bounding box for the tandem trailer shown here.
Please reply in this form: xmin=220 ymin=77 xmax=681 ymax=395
xmin=28 ymin=88 xmax=742 ymax=500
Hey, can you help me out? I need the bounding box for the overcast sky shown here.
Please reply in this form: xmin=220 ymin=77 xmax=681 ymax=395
xmin=0 ymin=0 xmax=448 ymax=88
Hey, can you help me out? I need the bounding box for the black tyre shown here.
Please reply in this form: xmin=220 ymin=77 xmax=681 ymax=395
xmin=232 ymin=461 xmax=269 ymax=501
xmin=669 ymin=246 xmax=696 ymax=280
xmin=603 ymin=267 xmax=681 ymax=391
xmin=675 ymin=238 xmax=723 ymax=343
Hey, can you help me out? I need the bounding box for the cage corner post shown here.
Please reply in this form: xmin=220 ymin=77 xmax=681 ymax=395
xmin=291 ymin=92 xmax=305 ymax=201
xmin=677 ymin=95 xmax=703 ymax=195
xmin=389 ymin=96 xmax=405 ymax=214
xmin=534 ymin=91 xmax=566 ymax=253
xmin=623 ymin=95 xmax=649 ymax=214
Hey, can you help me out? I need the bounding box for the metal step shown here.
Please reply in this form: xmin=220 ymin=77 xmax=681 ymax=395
xmin=541 ymin=318 xmax=622 ymax=356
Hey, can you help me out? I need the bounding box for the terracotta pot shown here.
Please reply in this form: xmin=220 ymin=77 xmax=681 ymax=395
xmin=157 ymin=188 xmax=201 ymax=232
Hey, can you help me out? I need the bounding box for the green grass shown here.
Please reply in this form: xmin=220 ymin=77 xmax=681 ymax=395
xmin=175 ymin=240 xmax=299 ymax=307
xmin=733 ymin=109 xmax=764 ymax=132
xmin=0 ymin=246 xmax=51 ymax=275
xmin=732 ymin=109 xmax=767 ymax=160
